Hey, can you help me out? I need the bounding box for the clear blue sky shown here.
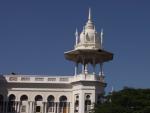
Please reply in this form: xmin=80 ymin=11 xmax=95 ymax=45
xmin=0 ymin=0 xmax=150 ymax=92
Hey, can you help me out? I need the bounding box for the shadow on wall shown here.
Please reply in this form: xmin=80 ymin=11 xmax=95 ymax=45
xmin=0 ymin=75 xmax=17 ymax=113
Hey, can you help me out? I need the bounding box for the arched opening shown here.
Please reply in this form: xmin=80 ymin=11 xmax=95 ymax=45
xmin=85 ymin=95 xmax=91 ymax=112
xmin=59 ymin=96 xmax=67 ymax=113
xmin=20 ymin=95 xmax=28 ymax=113
xmin=35 ymin=95 xmax=43 ymax=113
xmin=74 ymin=95 xmax=79 ymax=113
xmin=0 ymin=95 xmax=3 ymax=112
xmin=8 ymin=94 xmax=16 ymax=112
xmin=20 ymin=95 xmax=28 ymax=101
xmin=47 ymin=95 xmax=55 ymax=112
xmin=9 ymin=94 xmax=16 ymax=101
xmin=35 ymin=95 xmax=43 ymax=101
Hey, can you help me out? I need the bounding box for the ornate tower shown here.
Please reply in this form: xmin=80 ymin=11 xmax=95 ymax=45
xmin=65 ymin=9 xmax=113 ymax=113
xmin=65 ymin=8 xmax=113 ymax=79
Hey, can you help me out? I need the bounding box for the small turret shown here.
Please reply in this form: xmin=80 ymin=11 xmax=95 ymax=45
xmin=75 ymin=28 xmax=79 ymax=46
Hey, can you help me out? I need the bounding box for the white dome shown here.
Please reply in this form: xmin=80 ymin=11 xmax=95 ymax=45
xmin=79 ymin=31 xmax=85 ymax=44
xmin=75 ymin=9 xmax=102 ymax=50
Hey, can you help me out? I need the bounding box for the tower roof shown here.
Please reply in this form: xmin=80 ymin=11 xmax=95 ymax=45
xmin=65 ymin=49 xmax=113 ymax=64
xmin=64 ymin=9 xmax=113 ymax=64
xmin=75 ymin=8 xmax=101 ymax=50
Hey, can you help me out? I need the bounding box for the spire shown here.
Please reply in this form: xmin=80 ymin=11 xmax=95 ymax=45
xmin=101 ymin=28 xmax=104 ymax=49
xmin=75 ymin=28 xmax=78 ymax=46
xmin=88 ymin=8 xmax=92 ymax=21
xmin=85 ymin=8 xmax=94 ymax=29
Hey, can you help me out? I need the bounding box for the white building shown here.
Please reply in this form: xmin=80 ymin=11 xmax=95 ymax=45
xmin=0 ymin=9 xmax=113 ymax=113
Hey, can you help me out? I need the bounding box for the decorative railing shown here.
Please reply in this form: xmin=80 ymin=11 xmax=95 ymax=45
xmin=4 ymin=74 xmax=105 ymax=83
xmin=5 ymin=75 xmax=72 ymax=83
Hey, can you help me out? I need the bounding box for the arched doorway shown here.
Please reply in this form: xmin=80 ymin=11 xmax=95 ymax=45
xmin=35 ymin=95 xmax=43 ymax=113
xmin=20 ymin=95 xmax=28 ymax=113
xmin=47 ymin=95 xmax=55 ymax=112
xmin=59 ymin=96 xmax=67 ymax=113
xmin=8 ymin=94 xmax=16 ymax=112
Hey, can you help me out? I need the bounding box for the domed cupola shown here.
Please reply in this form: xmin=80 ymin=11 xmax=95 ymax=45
xmin=75 ymin=8 xmax=102 ymax=50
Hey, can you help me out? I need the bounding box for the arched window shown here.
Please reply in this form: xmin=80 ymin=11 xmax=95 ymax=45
xmin=59 ymin=96 xmax=67 ymax=102
xmin=20 ymin=95 xmax=28 ymax=101
xmin=47 ymin=95 xmax=55 ymax=112
xmin=20 ymin=95 xmax=28 ymax=112
xmin=0 ymin=95 xmax=3 ymax=112
xmin=9 ymin=94 xmax=16 ymax=101
xmin=8 ymin=94 xmax=16 ymax=112
xmin=47 ymin=95 xmax=54 ymax=102
xmin=74 ymin=95 xmax=79 ymax=113
xmin=59 ymin=96 xmax=67 ymax=113
xmin=85 ymin=95 xmax=91 ymax=112
xmin=35 ymin=95 xmax=43 ymax=113
xmin=35 ymin=95 xmax=43 ymax=101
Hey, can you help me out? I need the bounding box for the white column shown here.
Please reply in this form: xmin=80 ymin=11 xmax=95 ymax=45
xmin=44 ymin=102 xmax=47 ymax=113
xmin=54 ymin=102 xmax=56 ymax=113
xmin=84 ymin=64 xmax=88 ymax=74
xmin=15 ymin=101 xmax=17 ymax=112
xmin=28 ymin=102 xmax=30 ymax=113
xmin=28 ymin=101 xmax=30 ymax=113
xmin=42 ymin=102 xmax=45 ymax=113
xmin=16 ymin=102 xmax=19 ymax=113
xmin=57 ymin=102 xmax=59 ymax=113
xmin=75 ymin=63 xmax=78 ymax=76
xmin=82 ymin=64 xmax=85 ymax=74
xmin=32 ymin=102 xmax=34 ymax=113
xmin=67 ymin=102 xmax=70 ymax=113
xmin=99 ymin=63 xmax=103 ymax=76
xmin=55 ymin=102 xmax=58 ymax=113
xmin=29 ymin=101 xmax=32 ymax=113
xmin=79 ymin=91 xmax=84 ymax=113
xmin=33 ymin=102 xmax=36 ymax=113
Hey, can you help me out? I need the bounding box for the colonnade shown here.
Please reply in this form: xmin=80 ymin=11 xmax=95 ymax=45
xmin=74 ymin=62 xmax=104 ymax=76
xmin=0 ymin=101 xmax=70 ymax=113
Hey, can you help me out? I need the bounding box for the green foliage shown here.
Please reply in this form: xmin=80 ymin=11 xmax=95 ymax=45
xmin=94 ymin=87 xmax=150 ymax=113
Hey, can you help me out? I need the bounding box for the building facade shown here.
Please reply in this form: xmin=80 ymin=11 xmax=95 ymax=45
xmin=0 ymin=9 xmax=113 ymax=113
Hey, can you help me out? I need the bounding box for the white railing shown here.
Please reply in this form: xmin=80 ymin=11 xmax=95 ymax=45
xmin=3 ymin=74 xmax=105 ymax=83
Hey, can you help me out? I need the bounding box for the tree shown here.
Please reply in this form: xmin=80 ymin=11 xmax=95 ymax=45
xmin=94 ymin=87 xmax=150 ymax=113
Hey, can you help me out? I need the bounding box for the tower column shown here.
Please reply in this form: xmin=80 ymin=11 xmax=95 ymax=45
xmin=99 ymin=63 xmax=103 ymax=76
xmin=74 ymin=63 xmax=78 ymax=76
xmin=84 ymin=64 xmax=88 ymax=74
xmin=92 ymin=58 xmax=96 ymax=75
xmin=81 ymin=56 xmax=85 ymax=74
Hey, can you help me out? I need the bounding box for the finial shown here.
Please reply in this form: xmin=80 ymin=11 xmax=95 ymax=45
xmin=75 ymin=28 xmax=78 ymax=46
xmin=88 ymin=8 xmax=92 ymax=21
xmin=101 ymin=28 xmax=104 ymax=48
xmin=75 ymin=28 xmax=78 ymax=36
